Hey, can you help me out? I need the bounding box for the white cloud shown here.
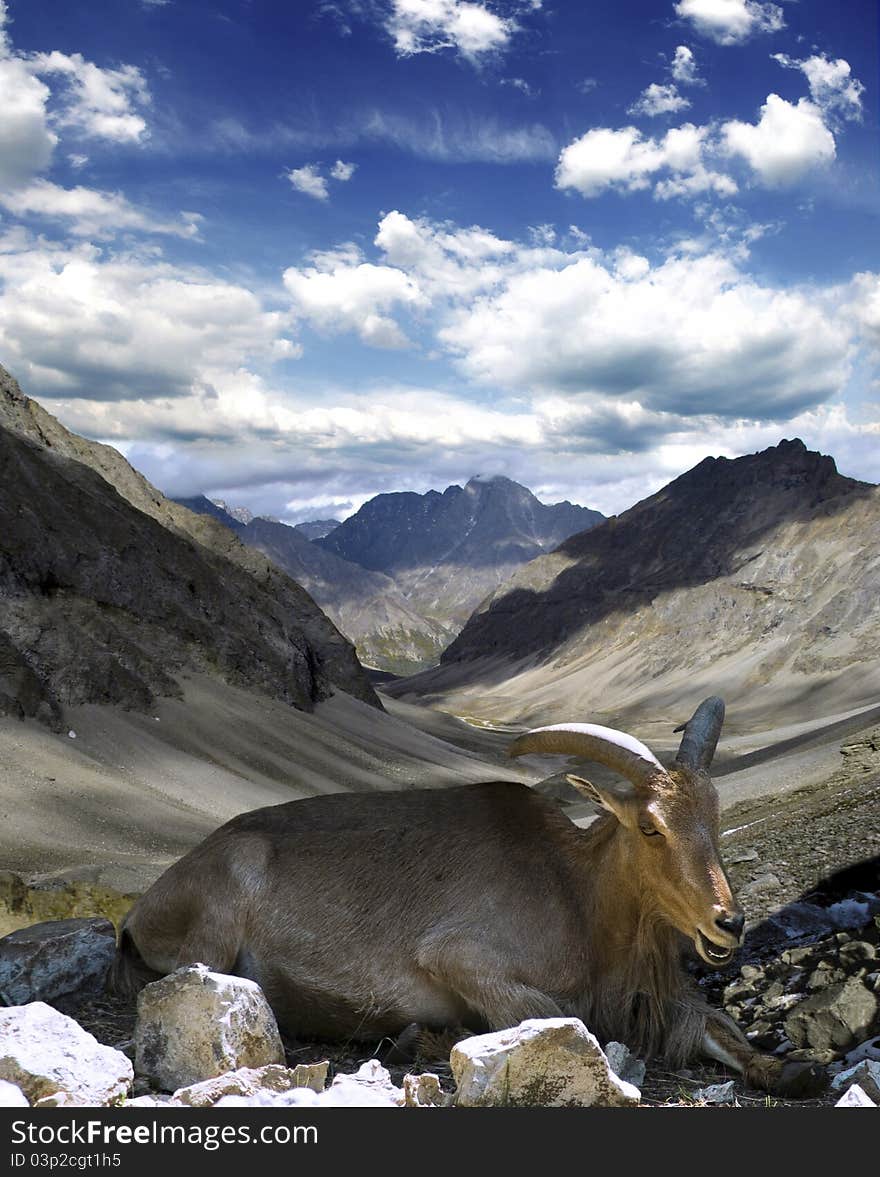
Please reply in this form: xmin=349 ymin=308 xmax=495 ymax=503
xmin=723 ymin=94 xmax=836 ymax=186
xmin=286 ymin=164 xmax=329 ymax=200
xmin=0 ymin=232 xmax=296 ymax=401
xmin=330 ymin=158 xmax=357 ymax=181
xmin=360 ymin=108 xmax=556 ymax=162
xmin=555 ymin=123 xmax=735 ymax=200
xmin=283 ymin=244 xmax=427 ymax=348
xmin=671 ymin=45 xmax=701 ymax=85
xmin=628 ymin=83 xmax=691 ymax=118
xmin=28 ymin=50 xmax=150 ymax=144
xmin=0 ymin=55 xmax=57 ymax=188
xmin=674 ymin=0 xmax=784 ymax=46
xmin=386 ymin=1 xmax=515 ymax=62
xmin=772 ymin=53 xmax=864 ymax=124
xmin=0 ymin=180 xmax=202 ymax=239
xmin=436 ymin=244 xmax=849 ymax=420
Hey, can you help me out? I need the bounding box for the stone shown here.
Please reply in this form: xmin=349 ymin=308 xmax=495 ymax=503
xmin=403 ymin=1072 xmax=445 ymax=1107
xmin=603 ymin=1041 xmax=647 ymax=1088
xmin=450 ymin=1018 xmax=641 ymax=1108
xmin=0 ymin=1002 xmax=132 ymax=1106
xmin=784 ymin=978 xmax=878 ymax=1053
xmin=830 ymin=1059 xmax=880 ymax=1102
xmin=134 ymin=964 xmax=284 ymax=1091
xmin=0 ymin=1080 xmax=29 ymax=1107
xmin=693 ymin=1080 xmax=736 ymax=1105
xmin=0 ymin=918 xmax=116 ymax=1005
xmin=835 ymin=1084 xmax=877 ymax=1107
xmin=213 ymin=1061 xmax=404 ymax=1108
xmin=173 ymin=1062 xmax=328 ymax=1107
xmin=844 ymin=1035 xmax=880 ymax=1065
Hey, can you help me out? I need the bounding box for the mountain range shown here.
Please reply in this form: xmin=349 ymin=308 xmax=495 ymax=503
xmin=388 ymin=440 xmax=880 ymax=732
xmin=179 ymin=476 xmax=604 ymax=674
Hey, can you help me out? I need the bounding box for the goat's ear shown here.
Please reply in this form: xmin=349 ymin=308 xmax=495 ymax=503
xmin=565 ymin=775 xmax=631 ymax=823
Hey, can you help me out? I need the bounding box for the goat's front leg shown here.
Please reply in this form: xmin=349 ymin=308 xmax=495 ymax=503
xmin=702 ymin=1008 xmax=827 ymax=1098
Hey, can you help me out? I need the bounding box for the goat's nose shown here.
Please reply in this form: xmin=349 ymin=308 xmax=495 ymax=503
xmin=715 ymin=912 xmax=745 ymax=941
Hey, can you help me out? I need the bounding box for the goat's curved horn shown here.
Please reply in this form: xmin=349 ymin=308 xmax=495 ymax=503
xmin=673 ymin=696 xmax=725 ymax=772
xmin=508 ymin=723 xmax=665 ymax=789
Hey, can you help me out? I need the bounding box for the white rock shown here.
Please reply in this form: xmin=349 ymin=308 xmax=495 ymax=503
xmin=451 ymin=1018 xmax=641 ymax=1108
xmin=0 ymin=1080 xmax=29 ymax=1107
xmin=214 ymin=1062 xmax=403 ymax=1108
xmin=173 ymin=1062 xmax=328 ymax=1107
xmin=0 ymin=1003 xmax=132 ymax=1106
xmin=134 ymin=964 xmax=284 ymax=1091
xmin=835 ymin=1083 xmax=877 ymax=1107
xmin=830 ymin=1059 xmax=880 ymax=1102
xmin=693 ymin=1080 xmax=736 ymax=1105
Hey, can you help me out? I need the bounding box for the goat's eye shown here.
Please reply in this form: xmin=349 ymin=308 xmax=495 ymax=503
xmin=639 ymin=824 xmax=662 ymax=838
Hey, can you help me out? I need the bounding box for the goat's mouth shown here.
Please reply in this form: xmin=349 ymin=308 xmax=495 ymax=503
xmin=695 ymin=930 xmax=735 ymax=966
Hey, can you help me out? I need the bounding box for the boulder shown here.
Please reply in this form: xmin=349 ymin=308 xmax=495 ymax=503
xmin=173 ymin=1062 xmax=328 ymax=1107
xmin=830 ymin=1059 xmax=880 ymax=1103
xmin=784 ymin=978 xmax=878 ymax=1053
xmin=450 ymin=1018 xmax=641 ymax=1108
xmin=134 ymin=964 xmax=284 ymax=1091
xmin=835 ymin=1084 xmax=877 ymax=1107
xmin=0 ymin=1002 xmax=132 ymax=1106
xmin=0 ymin=918 xmax=116 ymax=1005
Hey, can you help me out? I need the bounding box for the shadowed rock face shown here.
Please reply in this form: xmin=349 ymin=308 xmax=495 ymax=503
xmin=174 ymin=498 xmax=455 ymax=675
xmin=439 ymin=440 xmax=875 ymax=670
xmin=0 ymin=366 xmax=378 ymax=724
xmin=317 ymin=475 xmax=604 ymax=575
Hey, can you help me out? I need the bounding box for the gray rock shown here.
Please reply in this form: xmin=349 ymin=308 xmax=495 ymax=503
xmin=693 ymin=1080 xmax=736 ymax=1105
xmin=0 ymin=1080 xmax=29 ymax=1107
xmin=451 ymin=1018 xmax=641 ymax=1108
xmin=0 ymin=1002 xmax=132 ymax=1106
xmin=845 ymin=1035 xmax=880 ymax=1065
xmin=784 ymin=978 xmax=878 ymax=1052
xmin=134 ymin=964 xmax=284 ymax=1091
xmin=0 ymin=918 xmax=116 ymax=1005
xmin=835 ymin=1083 xmax=877 ymax=1107
xmin=603 ymin=1041 xmax=647 ymax=1088
xmin=830 ymin=1059 xmax=880 ymax=1102
xmin=173 ymin=1062 xmax=328 ymax=1107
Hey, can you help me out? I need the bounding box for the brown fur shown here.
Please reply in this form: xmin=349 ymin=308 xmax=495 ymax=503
xmin=113 ymin=758 xmax=824 ymax=1097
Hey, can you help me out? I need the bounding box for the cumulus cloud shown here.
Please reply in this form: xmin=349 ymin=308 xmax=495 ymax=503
xmin=772 ymin=53 xmax=864 ymax=125
xmin=384 ymin=0 xmax=517 ymax=63
xmin=28 ymin=50 xmax=150 ymax=144
xmin=286 ymin=164 xmax=329 ymax=201
xmin=671 ymin=45 xmax=701 ymax=85
xmin=282 ymin=243 xmax=427 ymax=348
xmin=555 ymin=123 xmax=736 ymax=199
xmin=0 ymin=232 xmax=296 ymax=401
xmin=0 ymin=54 xmax=57 ymax=187
xmin=330 ymin=158 xmax=357 ymax=181
xmin=628 ymin=83 xmax=691 ymax=118
xmin=287 ymin=160 xmax=357 ymax=199
xmin=722 ymin=94 xmax=836 ymax=186
xmin=674 ymin=0 xmax=784 ymax=46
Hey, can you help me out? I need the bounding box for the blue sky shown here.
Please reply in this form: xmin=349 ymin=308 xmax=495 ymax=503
xmin=0 ymin=0 xmax=877 ymax=521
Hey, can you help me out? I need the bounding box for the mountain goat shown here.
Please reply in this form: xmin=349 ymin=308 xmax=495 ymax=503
xmin=112 ymin=696 xmax=823 ymax=1097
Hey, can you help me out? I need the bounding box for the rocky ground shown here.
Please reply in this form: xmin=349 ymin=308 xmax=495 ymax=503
xmin=30 ymin=742 xmax=876 ymax=1109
